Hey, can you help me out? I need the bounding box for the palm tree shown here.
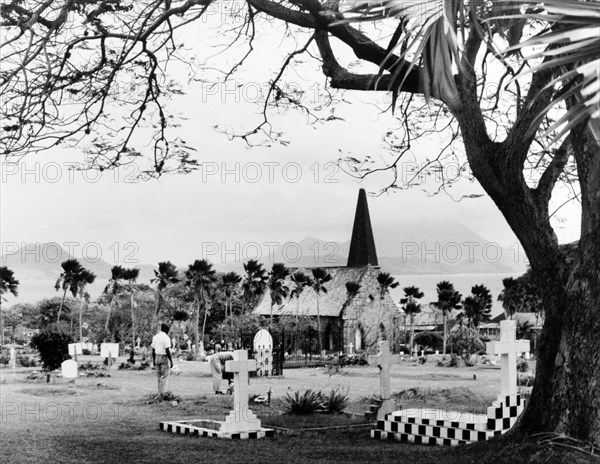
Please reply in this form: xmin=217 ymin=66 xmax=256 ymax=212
xmin=221 ymin=272 xmax=242 ymax=320
xmin=55 ymin=259 xmax=86 ymax=323
xmin=76 ymin=269 xmax=96 ymax=347
xmin=122 ymin=268 xmax=140 ymax=362
xmin=343 ymin=281 xmax=361 ymax=352
xmin=184 ymin=259 xmax=217 ymax=354
xmin=0 ymin=266 xmax=19 ymax=346
xmin=310 ymin=267 xmax=332 ymax=355
xmin=376 ymin=272 xmax=399 ymax=299
xmin=432 ymin=281 xmax=462 ymax=356
xmin=151 ymin=261 xmax=179 ymax=330
xmin=103 ymin=265 xmax=126 ymax=334
xmin=400 ymin=286 xmax=424 ymax=355
xmin=267 ymin=263 xmax=290 ymax=326
xmin=242 ymin=259 xmax=268 ymax=311
xmin=290 ymin=270 xmax=313 ymax=323
xmin=462 ymin=284 xmax=493 ymax=329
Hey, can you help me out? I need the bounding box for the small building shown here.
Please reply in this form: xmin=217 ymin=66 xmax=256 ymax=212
xmin=253 ymin=189 xmax=400 ymax=354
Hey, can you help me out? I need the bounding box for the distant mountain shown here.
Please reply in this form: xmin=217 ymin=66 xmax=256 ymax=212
xmin=1 ymin=242 xmax=156 ymax=281
xmin=214 ymin=221 xmax=525 ymax=275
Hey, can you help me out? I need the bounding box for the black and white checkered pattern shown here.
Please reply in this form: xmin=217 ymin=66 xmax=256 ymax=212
xmin=372 ymin=394 xmax=525 ymax=446
xmin=159 ymin=420 xmax=275 ymax=440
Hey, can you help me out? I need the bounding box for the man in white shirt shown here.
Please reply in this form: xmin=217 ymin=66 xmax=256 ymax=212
xmin=151 ymin=323 xmax=174 ymax=395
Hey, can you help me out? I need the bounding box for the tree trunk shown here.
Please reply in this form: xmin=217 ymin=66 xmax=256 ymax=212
xmin=442 ymin=312 xmax=447 ymax=356
xmin=57 ymin=287 xmax=67 ymax=322
xmin=410 ymin=315 xmax=415 ymax=355
xmin=316 ymin=295 xmax=323 ymax=355
xmin=194 ymin=296 xmax=200 ymax=356
xmin=130 ymin=291 xmax=135 ymax=362
xmin=153 ymin=290 xmax=161 ymax=333
xmin=79 ymin=296 xmax=84 ymax=345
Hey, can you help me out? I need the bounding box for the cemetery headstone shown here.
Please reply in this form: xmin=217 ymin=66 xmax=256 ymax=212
xmin=61 ymin=359 xmax=78 ymax=378
xmin=253 ymin=329 xmax=273 ymax=377
xmin=348 ymin=343 xmax=354 ymax=355
xmin=68 ymin=343 xmax=82 ymax=361
xmin=371 ymin=321 xmax=531 ymax=446
xmin=10 ymin=346 xmax=16 ymax=370
xmin=486 ymin=320 xmax=530 ymax=397
xmin=159 ymin=349 xmax=274 ymax=439
xmin=367 ymin=340 xmax=402 ymax=420
xmin=100 ymin=343 xmax=119 ymax=368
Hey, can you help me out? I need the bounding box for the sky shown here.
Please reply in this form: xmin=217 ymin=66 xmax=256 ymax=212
xmin=0 ymin=12 xmax=581 ymax=270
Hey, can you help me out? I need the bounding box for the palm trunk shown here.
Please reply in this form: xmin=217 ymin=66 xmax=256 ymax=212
xmin=316 ymin=294 xmax=322 ymax=356
xmin=130 ymin=291 xmax=135 ymax=362
xmin=153 ymin=290 xmax=161 ymax=332
xmin=194 ymin=296 xmax=200 ymax=355
xmin=442 ymin=312 xmax=447 ymax=356
xmin=410 ymin=315 xmax=415 ymax=355
xmin=0 ymin=301 xmax=4 ymax=346
xmin=57 ymin=287 xmax=67 ymax=323
xmin=79 ymin=296 xmax=84 ymax=345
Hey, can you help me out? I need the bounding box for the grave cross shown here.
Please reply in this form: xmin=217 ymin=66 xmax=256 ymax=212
xmin=367 ymin=340 xmax=402 ymax=400
xmin=486 ymin=320 xmax=530 ymax=397
xmin=225 ymin=349 xmax=257 ymax=420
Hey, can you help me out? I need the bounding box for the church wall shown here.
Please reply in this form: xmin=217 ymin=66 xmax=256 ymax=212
xmin=342 ymin=266 xmax=401 ymax=354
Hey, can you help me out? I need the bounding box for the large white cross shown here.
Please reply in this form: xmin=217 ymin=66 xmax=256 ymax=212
xmin=367 ymin=340 xmax=402 ymax=400
xmin=224 ymin=349 xmax=258 ymax=430
xmin=486 ymin=320 xmax=530 ymax=396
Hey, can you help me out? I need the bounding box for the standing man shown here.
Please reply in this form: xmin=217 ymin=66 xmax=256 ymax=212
xmin=152 ymin=323 xmax=174 ymax=395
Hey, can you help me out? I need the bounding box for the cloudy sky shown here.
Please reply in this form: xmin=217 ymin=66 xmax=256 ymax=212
xmin=0 ymin=17 xmax=581 ymax=268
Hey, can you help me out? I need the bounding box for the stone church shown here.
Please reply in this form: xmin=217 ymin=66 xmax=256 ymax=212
xmin=254 ymin=189 xmax=399 ymax=354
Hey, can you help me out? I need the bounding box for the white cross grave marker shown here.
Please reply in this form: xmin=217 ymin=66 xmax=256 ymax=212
xmin=222 ymin=349 xmax=261 ymax=433
xmin=367 ymin=341 xmax=402 ymax=400
xmin=486 ymin=320 xmax=530 ymax=396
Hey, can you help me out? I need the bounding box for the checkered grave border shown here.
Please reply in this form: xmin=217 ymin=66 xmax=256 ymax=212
xmin=372 ymin=394 xmax=525 ymax=446
xmin=159 ymin=421 xmax=275 ymax=439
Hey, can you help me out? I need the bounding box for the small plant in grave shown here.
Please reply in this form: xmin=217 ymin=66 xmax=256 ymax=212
xmin=146 ymin=391 xmax=181 ymax=404
xmin=284 ymin=389 xmax=323 ymax=415
xmin=321 ymin=388 xmax=349 ymax=414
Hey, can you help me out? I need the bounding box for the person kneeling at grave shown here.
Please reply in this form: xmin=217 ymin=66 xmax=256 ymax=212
xmin=209 ymin=344 xmax=234 ymax=394
xmin=152 ymin=323 xmax=174 ymax=395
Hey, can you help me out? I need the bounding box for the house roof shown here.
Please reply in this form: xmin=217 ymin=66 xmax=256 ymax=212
xmin=254 ymin=266 xmax=371 ymax=318
xmin=491 ymin=312 xmax=543 ymax=329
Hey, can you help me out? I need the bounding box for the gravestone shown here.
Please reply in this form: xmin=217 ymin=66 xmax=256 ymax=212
xmin=348 ymin=343 xmax=354 ymax=355
xmin=367 ymin=340 xmax=402 ymax=420
xmin=61 ymin=359 xmax=78 ymax=378
xmin=486 ymin=320 xmax=530 ymax=397
xmin=159 ymin=349 xmax=273 ymax=439
xmin=10 ymin=346 xmax=16 ymax=370
xmin=100 ymin=343 xmax=119 ymax=368
xmin=68 ymin=343 xmax=83 ymax=360
xmin=253 ymin=329 xmax=273 ymax=377
xmin=372 ymin=321 xmax=531 ymax=446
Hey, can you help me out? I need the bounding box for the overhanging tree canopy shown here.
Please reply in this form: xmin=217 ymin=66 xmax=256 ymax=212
xmin=1 ymin=0 xmax=599 ymax=444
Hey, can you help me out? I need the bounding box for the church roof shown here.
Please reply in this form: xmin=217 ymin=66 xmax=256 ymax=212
xmin=347 ymin=188 xmax=379 ymax=267
xmin=254 ymin=266 xmax=371 ymax=318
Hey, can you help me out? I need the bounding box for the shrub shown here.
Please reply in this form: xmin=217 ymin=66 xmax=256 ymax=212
xmin=414 ymin=332 xmax=443 ymax=352
xmin=284 ymin=389 xmax=323 ymax=415
xmin=517 ymin=360 xmax=529 ymax=372
xmin=0 ymin=352 xmax=10 ymax=365
xmin=448 ymin=327 xmax=485 ymax=366
xmin=30 ymin=325 xmax=72 ymax=371
xmin=18 ymin=356 xmax=37 ymax=367
xmin=339 ymin=354 xmax=367 ymax=367
xmin=322 ymin=388 xmax=349 ymax=414
xmin=82 ymin=349 xmax=92 ymax=356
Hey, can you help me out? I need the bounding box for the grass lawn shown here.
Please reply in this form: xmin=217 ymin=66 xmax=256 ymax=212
xmin=0 ymin=356 xmax=596 ymax=464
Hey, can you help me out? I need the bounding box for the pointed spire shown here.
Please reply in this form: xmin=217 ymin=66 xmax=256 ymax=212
xmin=347 ymin=189 xmax=379 ymax=267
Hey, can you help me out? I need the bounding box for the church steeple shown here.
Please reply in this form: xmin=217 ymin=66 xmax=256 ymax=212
xmin=347 ymin=189 xmax=379 ymax=267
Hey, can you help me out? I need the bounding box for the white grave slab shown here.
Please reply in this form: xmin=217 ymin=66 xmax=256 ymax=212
xmin=61 ymin=359 xmax=78 ymax=378
xmin=100 ymin=343 xmax=119 ymax=359
xmin=486 ymin=320 xmax=530 ymax=397
xmin=10 ymin=346 xmax=16 ymax=370
xmin=68 ymin=343 xmax=83 ymax=356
